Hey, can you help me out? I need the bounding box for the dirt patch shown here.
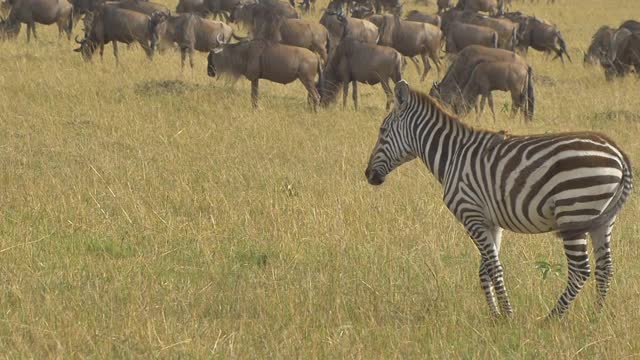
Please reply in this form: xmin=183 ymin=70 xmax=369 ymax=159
xmin=592 ymin=110 xmax=640 ymax=122
xmin=533 ymin=74 xmax=557 ymax=87
xmin=134 ymin=80 xmax=201 ymax=96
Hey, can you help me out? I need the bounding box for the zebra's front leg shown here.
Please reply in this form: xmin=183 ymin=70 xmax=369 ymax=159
xmin=548 ymin=231 xmax=591 ymax=318
xmin=467 ymin=224 xmax=512 ymax=317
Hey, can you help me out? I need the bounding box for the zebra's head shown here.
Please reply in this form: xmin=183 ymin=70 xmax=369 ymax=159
xmin=365 ymin=80 xmax=417 ymax=185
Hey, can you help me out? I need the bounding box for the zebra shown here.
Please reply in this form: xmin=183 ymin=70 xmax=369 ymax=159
xmin=364 ymin=80 xmax=633 ymax=318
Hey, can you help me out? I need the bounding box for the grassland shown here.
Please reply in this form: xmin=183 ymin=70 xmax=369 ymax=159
xmin=0 ymin=0 xmax=639 ymax=357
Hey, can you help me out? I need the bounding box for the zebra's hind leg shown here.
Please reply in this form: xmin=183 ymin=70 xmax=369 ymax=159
xmin=590 ymin=218 xmax=615 ymax=310
xmin=548 ymin=231 xmax=591 ymax=318
xmin=467 ymin=224 xmax=512 ymax=317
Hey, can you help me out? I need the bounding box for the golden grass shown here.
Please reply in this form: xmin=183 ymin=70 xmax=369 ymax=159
xmin=0 ymin=0 xmax=639 ymax=357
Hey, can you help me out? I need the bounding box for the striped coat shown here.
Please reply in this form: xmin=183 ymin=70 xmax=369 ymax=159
xmin=365 ymin=80 xmax=633 ymax=318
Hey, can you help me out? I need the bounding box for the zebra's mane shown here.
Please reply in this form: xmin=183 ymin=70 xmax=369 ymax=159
xmin=410 ymin=89 xmax=506 ymax=138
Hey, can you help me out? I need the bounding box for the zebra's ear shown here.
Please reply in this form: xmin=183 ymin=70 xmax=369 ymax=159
xmin=394 ymin=80 xmax=410 ymax=110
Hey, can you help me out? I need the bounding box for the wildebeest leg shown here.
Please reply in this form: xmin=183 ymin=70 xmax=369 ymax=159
xmin=189 ymin=48 xmax=194 ymax=70
xmin=381 ymin=79 xmax=392 ymax=111
xmin=409 ymin=57 xmax=421 ymax=76
xmin=31 ymin=22 xmax=37 ymax=41
xmin=100 ymin=43 xmax=105 ymax=61
xmin=420 ymin=52 xmax=431 ymax=82
xmin=510 ymin=90 xmax=520 ymax=118
xmin=550 ymin=48 xmax=565 ymax=64
xmin=251 ymin=79 xmax=259 ymax=108
xmin=486 ymin=93 xmax=496 ymax=121
xmin=301 ymin=79 xmax=320 ymax=112
xmin=342 ymin=81 xmax=349 ymax=110
xmin=113 ymin=42 xmax=119 ymax=67
xmin=429 ymin=50 xmax=442 ymax=77
xmin=180 ymin=47 xmax=187 ymax=70
xmin=352 ymin=80 xmax=358 ymax=111
xmin=26 ymin=23 xmax=31 ymax=43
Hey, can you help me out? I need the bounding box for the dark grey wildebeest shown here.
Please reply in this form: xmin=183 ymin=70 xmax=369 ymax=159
xmin=75 ymin=5 xmax=168 ymax=65
xmin=207 ymin=37 xmax=323 ymax=110
xmin=0 ymin=0 xmax=72 ymax=41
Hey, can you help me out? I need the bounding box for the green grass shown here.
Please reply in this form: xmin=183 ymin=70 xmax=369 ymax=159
xmin=1 ymin=0 xmax=639 ymax=357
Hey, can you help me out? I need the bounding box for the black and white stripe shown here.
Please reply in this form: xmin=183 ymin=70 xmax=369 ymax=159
xmin=365 ymin=81 xmax=633 ymax=318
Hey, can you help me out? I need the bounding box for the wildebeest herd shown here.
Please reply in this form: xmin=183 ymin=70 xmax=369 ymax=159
xmin=0 ymin=0 xmax=637 ymax=115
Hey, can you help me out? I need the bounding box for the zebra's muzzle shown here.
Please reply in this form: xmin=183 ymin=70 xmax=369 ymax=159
xmin=365 ymin=167 xmax=385 ymax=186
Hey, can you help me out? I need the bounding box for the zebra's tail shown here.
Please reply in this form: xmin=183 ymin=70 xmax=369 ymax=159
xmin=525 ymin=65 xmax=534 ymax=121
xmin=559 ymin=155 xmax=633 ymax=237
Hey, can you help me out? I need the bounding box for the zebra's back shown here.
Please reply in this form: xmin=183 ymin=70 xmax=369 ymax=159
xmin=448 ymin=131 xmax=632 ymax=235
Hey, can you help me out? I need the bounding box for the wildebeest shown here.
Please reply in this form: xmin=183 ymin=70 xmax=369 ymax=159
xmin=230 ymin=0 xmax=298 ymax=30
xmin=430 ymin=45 xmax=527 ymax=112
xmin=0 ymin=0 xmax=11 ymax=16
xmin=75 ymin=6 xmax=168 ymax=65
xmin=318 ymin=23 xmax=403 ymax=110
xmin=373 ymin=0 xmax=400 ymax=15
xmin=620 ymin=19 xmax=640 ymax=33
xmin=70 ymin=0 xmax=103 ymax=20
xmin=320 ymin=9 xmax=378 ymax=50
xmin=207 ymin=37 xmax=323 ymax=109
xmin=275 ymin=18 xmax=331 ymax=63
xmin=445 ymin=21 xmax=497 ymax=53
xmin=0 ymin=0 xmax=72 ymax=41
xmin=164 ymin=13 xmax=244 ymax=69
xmin=507 ymin=14 xmax=570 ymax=63
xmin=115 ymin=0 xmax=171 ymax=17
xmin=442 ymin=9 xmax=518 ymax=51
xmin=175 ymin=0 xmax=209 ymax=16
xmin=584 ymin=25 xmax=615 ymax=66
xmin=207 ymin=0 xmax=246 ymax=22
xmin=461 ymin=60 xmax=533 ymax=120
xmin=606 ymin=27 xmax=640 ymax=80
xmin=378 ymin=15 xmax=442 ymax=81
xmin=233 ymin=5 xmax=330 ymax=63
xmin=455 ymin=0 xmax=502 ymax=15
xmin=437 ymin=0 xmax=453 ymax=13
xmin=404 ymin=10 xmax=441 ymax=28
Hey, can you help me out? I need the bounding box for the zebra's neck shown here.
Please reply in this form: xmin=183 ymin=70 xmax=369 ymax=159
xmin=407 ymin=94 xmax=477 ymax=184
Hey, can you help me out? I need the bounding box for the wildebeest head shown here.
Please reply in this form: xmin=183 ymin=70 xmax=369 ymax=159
xmin=0 ymin=15 xmax=20 ymax=39
xmin=350 ymin=3 xmax=373 ymax=19
xmin=207 ymin=34 xmax=247 ymax=78
xmin=74 ymin=35 xmax=97 ymax=61
xmin=149 ymin=11 xmax=169 ymax=51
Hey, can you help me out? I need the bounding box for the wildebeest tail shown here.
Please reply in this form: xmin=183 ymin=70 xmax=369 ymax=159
xmin=525 ymin=65 xmax=534 ymax=121
xmin=557 ymin=31 xmax=571 ymax=62
xmin=317 ymin=56 xmax=324 ymax=91
xmin=510 ymin=27 xmax=518 ymax=51
xmin=392 ymin=52 xmax=403 ymax=82
xmin=67 ymin=6 xmax=74 ymax=35
xmin=325 ymin=33 xmax=331 ymax=64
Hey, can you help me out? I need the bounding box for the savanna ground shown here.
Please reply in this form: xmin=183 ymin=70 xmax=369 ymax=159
xmin=0 ymin=0 xmax=639 ymax=357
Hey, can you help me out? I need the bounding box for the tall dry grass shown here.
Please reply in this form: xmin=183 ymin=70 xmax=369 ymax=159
xmin=0 ymin=0 xmax=639 ymax=357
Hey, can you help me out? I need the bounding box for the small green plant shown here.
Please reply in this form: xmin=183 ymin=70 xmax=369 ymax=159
xmin=535 ymin=260 xmax=563 ymax=280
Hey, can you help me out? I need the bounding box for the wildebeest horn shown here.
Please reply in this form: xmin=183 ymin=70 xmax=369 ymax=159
xmin=216 ymin=33 xmax=225 ymax=44
xmin=75 ymin=35 xmax=83 ymax=44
